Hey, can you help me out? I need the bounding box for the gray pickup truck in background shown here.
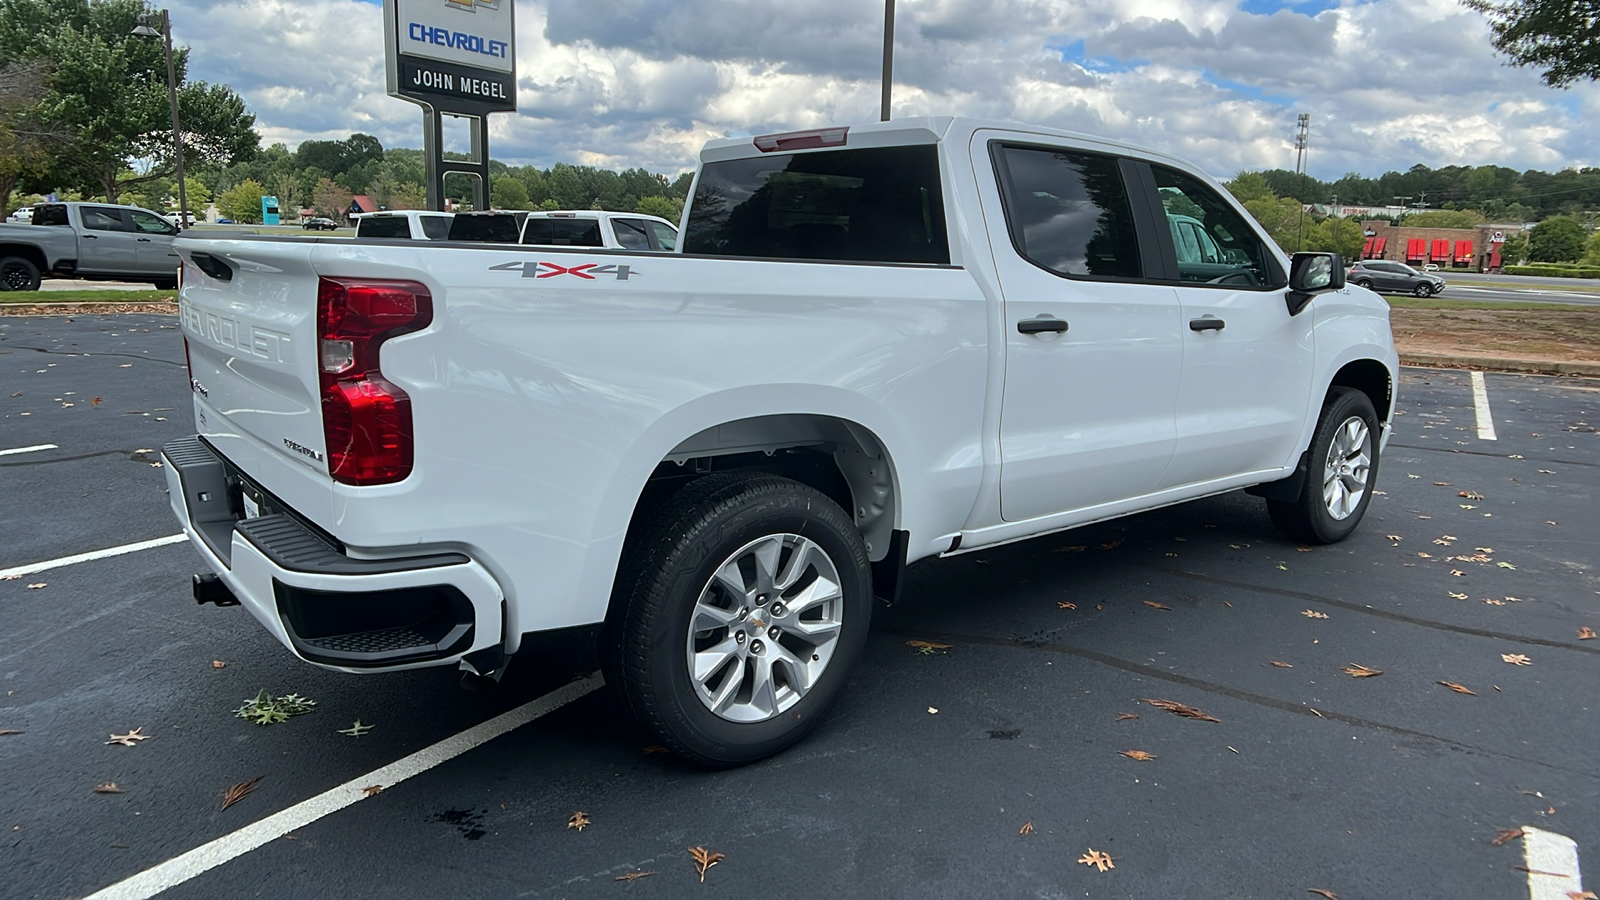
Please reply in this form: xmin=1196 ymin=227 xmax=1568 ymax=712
xmin=0 ymin=202 xmax=183 ymax=291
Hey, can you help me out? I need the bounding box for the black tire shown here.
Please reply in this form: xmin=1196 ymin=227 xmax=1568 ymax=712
xmin=1267 ymin=387 xmax=1382 ymax=545
xmin=1353 ymin=277 xmax=1373 ymax=290
xmin=1413 ymin=283 xmax=1433 ymax=297
xmin=0 ymin=255 xmax=41 ymax=291
xmin=602 ymin=472 xmax=872 ymax=767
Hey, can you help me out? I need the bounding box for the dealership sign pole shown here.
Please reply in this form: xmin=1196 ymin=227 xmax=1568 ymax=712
xmin=383 ymin=0 xmax=516 ymax=212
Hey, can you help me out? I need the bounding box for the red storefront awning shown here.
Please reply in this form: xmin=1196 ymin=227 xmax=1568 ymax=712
xmin=1372 ymin=236 xmax=1387 ymax=256
xmin=1405 ymin=238 xmax=1426 ymax=262
xmin=1431 ymin=239 xmax=1450 ymax=261
xmin=1361 ymin=237 xmax=1376 ymax=258
xmin=1454 ymin=240 xmax=1474 ymax=262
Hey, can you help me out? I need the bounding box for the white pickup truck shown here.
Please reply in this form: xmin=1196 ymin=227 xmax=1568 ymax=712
xmin=164 ymin=117 xmax=1396 ymax=766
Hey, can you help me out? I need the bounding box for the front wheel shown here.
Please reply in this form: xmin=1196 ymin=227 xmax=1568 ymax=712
xmin=1 ymin=255 xmax=41 ymax=291
xmin=1413 ymin=283 xmax=1434 ymax=297
xmin=1268 ymin=387 xmax=1381 ymax=544
xmin=603 ymin=473 xmax=871 ymax=767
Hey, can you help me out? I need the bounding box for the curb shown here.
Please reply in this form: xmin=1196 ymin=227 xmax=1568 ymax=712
xmin=1399 ymin=352 xmax=1600 ymax=377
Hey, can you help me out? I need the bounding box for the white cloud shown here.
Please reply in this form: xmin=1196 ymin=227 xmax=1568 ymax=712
xmin=164 ymin=0 xmax=1600 ymax=181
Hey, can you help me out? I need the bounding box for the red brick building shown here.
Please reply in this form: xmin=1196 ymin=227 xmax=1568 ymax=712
xmin=1357 ymin=220 xmax=1529 ymax=272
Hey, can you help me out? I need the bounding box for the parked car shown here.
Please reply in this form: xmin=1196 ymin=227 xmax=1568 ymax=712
xmin=6 ymin=206 xmax=34 ymax=224
xmin=521 ymin=210 xmax=678 ymax=251
xmin=0 ymin=201 xmax=181 ymax=290
xmin=353 ymin=210 xmax=455 ymax=240
xmin=162 ymin=211 xmax=197 ymax=228
xmin=1346 ymin=259 xmax=1445 ymax=297
xmin=302 ymin=217 xmax=340 ymax=231
xmin=166 ymin=116 xmax=1395 ymax=766
xmin=215 ymin=217 xmax=235 ymax=224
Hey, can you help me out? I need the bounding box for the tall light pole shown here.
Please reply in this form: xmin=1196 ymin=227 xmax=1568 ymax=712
xmin=131 ymin=9 xmax=187 ymax=227
xmin=880 ymin=0 xmax=895 ymax=121
xmin=1293 ymin=113 xmax=1309 ymax=251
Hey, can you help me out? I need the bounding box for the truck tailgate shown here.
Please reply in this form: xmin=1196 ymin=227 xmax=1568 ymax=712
xmin=176 ymin=241 xmax=331 ymax=487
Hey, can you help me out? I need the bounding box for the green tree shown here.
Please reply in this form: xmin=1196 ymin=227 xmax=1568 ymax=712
xmin=1498 ymin=232 xmax=1529 ymax=266
xmin=1302 ymin=215 xmax=1366 ymax=260
xmin=0 ymin=59 xmax=67 ymax=217
xmin=1582 ymin=230 xmax=1600 ymax=266
xmin=635 ymin=195 xmax=681 ymax=221
xmin=0 ymin=0 xmax=257 ymax=203
xmin=1527 ymin=215 xmax=1587 ymax=262
xmin=1225 ymin=172 xmax=1277 ymax=204
xmin=490 ymin=176 xmax=529 ymax=210
xmin=216 ymin=178 xmax=264 ymax=223
xmin=1402 ymin=210 xmax=1486 ymax=228
xmin=310 ymin=177 xmax=352 ymax=220
xmin=1465 ymin=0 xmax=1600 ymax=88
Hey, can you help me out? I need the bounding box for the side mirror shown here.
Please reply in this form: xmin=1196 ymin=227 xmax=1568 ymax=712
xmin=1286 ymin=252 xmax=1345 ymax=316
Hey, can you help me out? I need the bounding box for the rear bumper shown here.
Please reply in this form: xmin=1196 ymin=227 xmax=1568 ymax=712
xmin=162 ymin=436 xmax=505 ymax=672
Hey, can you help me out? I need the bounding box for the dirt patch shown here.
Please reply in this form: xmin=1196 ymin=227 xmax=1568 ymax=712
xmin=0 ymin=301 xmax=178 ymax=316
xmin=1390 ymin=307 xmax=1600 ymax=364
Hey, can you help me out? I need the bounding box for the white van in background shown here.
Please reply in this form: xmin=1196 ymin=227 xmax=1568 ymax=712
xmin=353 ymin=210 xmax=455 ymax=241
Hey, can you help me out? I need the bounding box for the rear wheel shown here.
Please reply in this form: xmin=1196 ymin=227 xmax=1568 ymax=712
xmin=603 ymin=473 xmax=871 ymax=767
xmin=1268 ymin=387 xmax=1381 ymax=544
xmin=0 ymin=255 xmax=41 ymax=291
xmin=1353 ymin=277 xmax=1373 ymax=290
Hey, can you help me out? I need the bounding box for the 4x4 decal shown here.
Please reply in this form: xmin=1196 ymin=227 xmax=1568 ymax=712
xmin=489 ymin=260 xmax=637 ymax=280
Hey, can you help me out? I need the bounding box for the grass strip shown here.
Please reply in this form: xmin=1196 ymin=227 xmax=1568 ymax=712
xmin=1 ymin=289 xmax=176 ymax=303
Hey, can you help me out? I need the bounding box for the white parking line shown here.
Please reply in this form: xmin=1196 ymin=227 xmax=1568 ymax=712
xmin=0 ymin=443 xmax=58 ymax=456
xmin=0 ymin=534 xmax=188 ymax=580
xmin=1523 ymin=826 xmax=1584 ymax=900
xmin=1470 ymin=370 xmax=1498 ymax=441
xmin=83 ymin=674 xmax=605 ymax=900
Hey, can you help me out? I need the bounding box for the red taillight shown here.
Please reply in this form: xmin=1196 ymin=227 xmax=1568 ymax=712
xmin=752 ymin=127 xmax=849 ymax=153
xmin=316 ymin=277 xmax=432 ymax=485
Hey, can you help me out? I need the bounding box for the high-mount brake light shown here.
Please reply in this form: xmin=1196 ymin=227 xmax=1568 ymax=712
xmin=315 ymin=277 xmax=432 ymax=486
xmin=752 ymin=127 xmax=849 ymax=153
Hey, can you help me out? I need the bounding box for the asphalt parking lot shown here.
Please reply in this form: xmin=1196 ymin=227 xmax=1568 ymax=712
xmin=2 ymin=312 xmax=1595 ymax=900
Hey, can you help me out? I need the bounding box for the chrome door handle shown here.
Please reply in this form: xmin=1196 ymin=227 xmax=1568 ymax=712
xmin=1017 ymin=317 xmax=1069 ymax=335
xmin=1189 ymin=317 xmax=1225 ymax=332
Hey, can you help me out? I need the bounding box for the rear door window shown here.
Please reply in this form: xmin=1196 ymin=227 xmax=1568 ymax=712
xmin=611 ymin=218 xmax=652 ymax=250
xmin=81 ymin=206 xmax=130 ymax=232
xmin=648 ymin=221 xmax=677 ymax=251
xmin=420 ymin=216 xmax=452 ymax=240
xmin=992 ymin=144 xmax=1141 ymax=279
xmin=684 ymin=145 xmax=949 ymax=264
xmin=521 ymin=218 xmax=603 ymax=247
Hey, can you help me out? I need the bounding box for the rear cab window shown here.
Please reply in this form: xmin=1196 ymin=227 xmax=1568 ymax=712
xmin=420 ymin=216 xmax=452 ymax=240
xmin=522 ymin=217 xmax=603 ymax=247
xmin=357 ymin=216 xmax=414 ymax=239
xmin=610 ymin=218 xmax=652 ymax=250
xmin=33 ymin=205 xmax=69 ymax=227
xmin=683 ymin=145 xmax=949 ymax=264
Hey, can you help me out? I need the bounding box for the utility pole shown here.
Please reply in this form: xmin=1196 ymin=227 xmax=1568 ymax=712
xmin=131 ymin=10 xmax=187 ymax=226
xmin=880 ymin=0 xmax=894 ymax=121
xmin=1293 ymin=113 xmax=1310 ymax=250
xmin=1393 ymin=196 xmax=1412 ymax=221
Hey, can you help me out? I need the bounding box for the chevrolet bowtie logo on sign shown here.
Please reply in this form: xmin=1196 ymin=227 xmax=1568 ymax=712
xmin=444 ymin=0 xmax=500 ymax=10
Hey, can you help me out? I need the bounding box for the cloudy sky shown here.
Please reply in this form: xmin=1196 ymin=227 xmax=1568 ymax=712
xmin=163 ymin=0 xmax=1600 ymax=182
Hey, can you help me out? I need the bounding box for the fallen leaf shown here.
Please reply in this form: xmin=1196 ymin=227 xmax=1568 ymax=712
xmin=26 ymin=583 xmax=46 ymax=590
xmin=1270 ymin=660 xmax=1294 ymax=668
xmin=1142 ymin=601 xmax=1171 ymax=610
xmin=1417 ymin=552 xmax=1434 ymax=559
xmin=614 ymin=872 xmax=655 ymax=882
xmin=1579 ymin=627 xmax=1596 ymax=640
xmin=1119 ymin=749 xmax=1157 ymax=761
xmin=92 ymin=397 xmax=102 ymax=407
xmin=1458 ymin=490 xmax=1484 ymax=500
xmin=1509 ymin=454 xmax=1524 ymax=459
xmin=0 ymin=573 xmax=18 ymax=580
xmin=1450 ymin=569 xmax=1465 ymax=577
xmin=907 ymin=639 xmax=952 ymax=655
xmin=1476 ymin=547 xmax=1493 ymax=553
xmin=1497 ymin=561 xmax=1517 ymax=570
xmin=93 ymin=782 xmax=124 ymax=794
xmin=927 ymin=707 xmax=939 ymax=714
xmin=1115 ymin=713 xmax=1138 ymax=721
xmin=105 ymin=728 xmax=149 ymax=747
xmin=1501 ymin=654 xmax=1532 ymax=666
xmin=1098 ymin=539 xmax=1123 ymax=550
xmin=337 ymin=720 xmax=374 ymax=736
xmin=567 ymin=811 xmax=590 ymax=832
xmin=211 ymin=660 xmax=226 ymax=669
xmin=1140 ymin=698 xmax=1220 ymax=722
xmin=1341 ymin=664 xmax=1383 ymax=678
xmin=1053 ymin=545 xmax=1087 ymax=553
xmin=220 ymin=776 xmax=263 ymax=811
xmin=1077 ymin=848 xmax=1116 ymax=873
xmin=1484 ymin=599 xmax=1506 ymax=606
xmin=1307 ymin=891 xmax=1339 ymax=900
xmin=642 ymin=745 xmax=670 ymax=754
xmin=235 ymin=689 xmax=316 ymax=725
xmin=688 ymin=846 xmax=724 ymax=883
xmin=1019 ymin=821 xmax=1034 ymax=836
xmin=1433 ymin=481 xmax=1452 ymax=486
xmin=1564 ymin=892 xmax=1598 ymax=900
xmin=1438 ymin=681 xmax=1476 ymax=695
xmin=0 ymin=729 xmax=23 ymax=736
xmin=1407 ymin=473 xmax=1420 ymax=478
xmin=1491 ymin=827 xmax=1525 ymax=846
xmin=362 ymin=785 xmax=383 ymax=797
xmin=1296 ymin=546 xmax=1312 ymax=552
xmin=1441 ymin=534 xmax=1458 ymax=541
xmin=1057 ymin=601 xmax=1077 ymax=610
xmin=1448 ymin=592 xmax=1467 ymax=600
xmin=1301 ymin=609 xmax=1330 ymax=619
xmin=1385 ymin=534 xmax=1403 ymax=541
xmin=1309 ymin=707 xmax=1326 ymax=718
xmin=1513 ymin=866 xmax=1565 ymax=877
